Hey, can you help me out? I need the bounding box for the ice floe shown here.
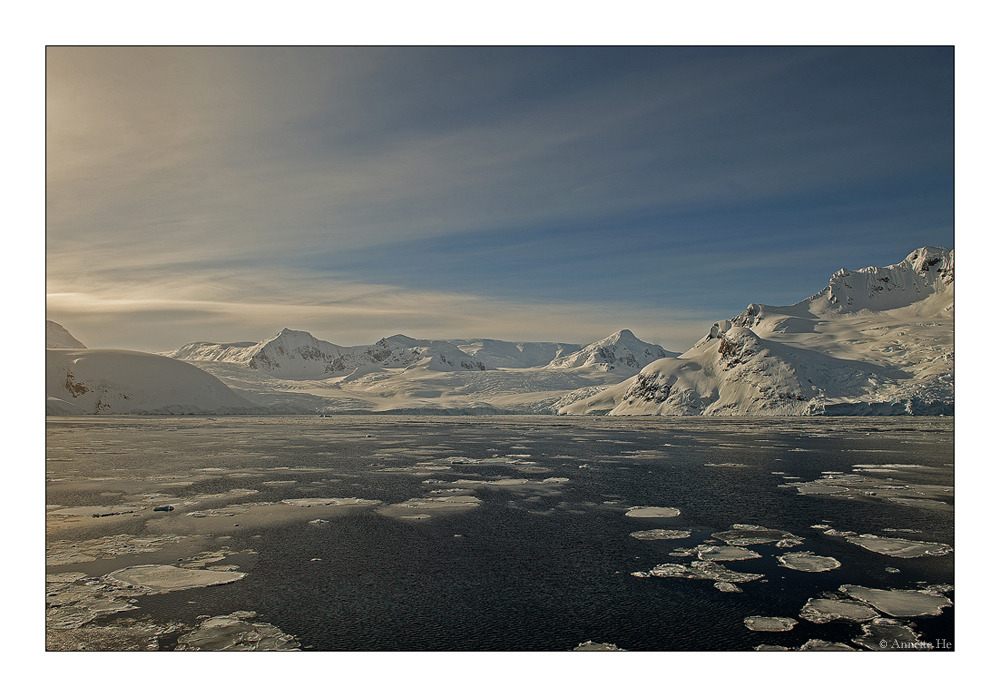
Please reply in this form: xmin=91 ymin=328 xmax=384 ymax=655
xmin=629 ymin=529 xmax=692 ymax=540
xmin=378 ymin=494 xmax=481 ymax=518
xmin=282 ymin=497 xmax=380 ymax=507
xmin=744 ymin=616 xmax=797 ymax=632
xmin=852 ymin=618 xmax=929 ymax=651
xmin=696 ymin=545 xmax=761 ymax=562
xmin=637 ymin=561 xmax=764 ymax=584
xmin=800 ymin=597 xmax=880 ymax=624
xmin=572 ymin=640 xmax=624 ymax=651
xmin=712 ymin=524 xmax=802 ymax=547
xmin=713 ymin=582 xmax=741 ymax=593
xmin=625 ymin=506 xmax=680 ymax=518
xmin=777 ymin=551 xmax=841 ymax=572
xmin=840 ymin=585 xmax=953 ymax=618
xmin=105 ymin=564 xmax=246 ymax=592
xmin=837 ymin=533 xmax=952 ymax=558
xmin=798 ymin=639 xmax=856 ymax=651
xmin=176 ymin=611 xmax=299 ymax=651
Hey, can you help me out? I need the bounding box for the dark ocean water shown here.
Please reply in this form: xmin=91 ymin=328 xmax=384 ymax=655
xmin=46 ymin=415 xmax=954 ymax=651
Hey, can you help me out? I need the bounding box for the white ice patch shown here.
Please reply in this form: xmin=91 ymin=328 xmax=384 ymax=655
xmin=777 ymin=551 xmax=842 ymax=573
xmin=629 ymin=529 xmax=692 ymax=540
xmin=744 ymin=616 xmax=797 ymax=632
xmin=696 ymin=545 xmax=761 ymax=562
xmin=105 ymin=564 xmax=245 ymax=592
xmin=176 ymin=611 xmax=299 ymax=651
xmin=800 ymin=597 xmax=880 ymax=624
xmin=625 ymin=506 xmax=681 ymax=518
xmin=840 ymin=585 xmax=953 ymax=618
xmin=281 ymin=497 xmax=380 ymax=507
xmin=712 ymin=524 xmax=802 ymax=547
xmin=644 ymin=561 xmax=764 ymax=584
xmin=852 ymin=618 xmax=929 ymax=651
xmin=842 ymin=534 xmax=952 ymax=558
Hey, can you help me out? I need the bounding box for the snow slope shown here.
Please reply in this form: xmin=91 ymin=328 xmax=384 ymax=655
xmin=47 ymin=320 xmax=86 ymax=349
xmin=561 ymin=247 xmax=954 ymax=416
xmin=46 ymin=348 xmax=259 ymax=415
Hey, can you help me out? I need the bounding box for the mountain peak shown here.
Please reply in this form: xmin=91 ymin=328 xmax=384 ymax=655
xmin=47 ymin=320 xmax=86 ymax=349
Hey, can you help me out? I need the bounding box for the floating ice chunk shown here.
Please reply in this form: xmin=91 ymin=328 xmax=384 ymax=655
xmin=646 ymin=561 xmax=764 ymax=584
xmin=800 ymin=597 xmax=879 ymax=624
xmin=852 ymin=618 xmax=929 ymax=651
xmin=572 ymin=640 xmax=624 ymax=651
xmin=696 ymin=545 xmax=760 ymax=562
xmin=840 ymin=585 xmax=953 ymax=618
xmin=755 ymin=644 xmax=791 ymax=650
xmin=307 ymin=519 xmax=329 ymax=525
xmin=379 ymin=495 xmax=481 ymax=518
xmin=105 ymin=565 xmax=245 ymax=592
xmin=629 ymin=529 xmax=692 ymax=540
xmin=843 ymin=534 xmax=952 ymax=558
xmin=49 ymin=505 xmax=139 ymax=517
xmin=714 ymin=582 xmax=742 ymax=593
xmin=625 ymin=506 xmax=680 ymax=518
xmin=281 ymin=497 xmax=380 ymax=507
xmin=799 ymin=639 xmax=855 ymax=651
xmin=796 ymin=483 xmax=849 ymax=494
xmin=744 ymin=616 xmax=797 ymax=632
xmin=704 ymin=462 xmax=747 ymax=468
xmin=176 ymin=612 xmax=299 ymax=651
xmin=778 ymin=552 xmax=842 ymax=573
xmin=712 ymin=524 xmax=802 ymax=547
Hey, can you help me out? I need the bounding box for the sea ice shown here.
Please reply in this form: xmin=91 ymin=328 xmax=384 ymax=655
xmin=282 ymin=497 xmax=380 ymax=507
xmin=798 ymin=639 xmax=855 ymax=651
xmin=379 ymin=495 xmax=481 ymax=518
xmin=629 ymin=529 xmax=692 ymax=540
xmin=842 ymin=534 xmax=952 ymax=558
xmin=799 ymin=597 xmax=879 ymax=624
xmin=852 ymin=618 xmax=929 ymax=651
xmin=175 ymin=611 xmax=299 ymax=651
xmin=712 ymin=524 xmax=802 ymax=547
xmin=714 ymin=582 xmax=741 ymax=593
xmin=744 ymin=616 xmax=797 ymax=632
xmin=777 ymin=551 xmax=842 ymax=572
xmin=625 ymin=506 xmax=681 ymax=518
xmin=572 ymin=640 xmax=624 ymax=651
xmin=645 ymin=561 xmax=764 ymax=584
xmin=840 ymin=585 xmax=953 ymax=618
xmin=105 ymin=564 xmax=246 ymax=592
xmin=696 ymin=545 xmax=760 ymax=562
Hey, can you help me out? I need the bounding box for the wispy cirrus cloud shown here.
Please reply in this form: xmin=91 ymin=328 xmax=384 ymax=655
xmin=46 ymin=47 xmax=954 ymax=352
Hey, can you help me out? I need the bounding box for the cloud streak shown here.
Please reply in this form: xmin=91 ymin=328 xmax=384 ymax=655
xmin=46 ymin=47 xmax=954 ymax=352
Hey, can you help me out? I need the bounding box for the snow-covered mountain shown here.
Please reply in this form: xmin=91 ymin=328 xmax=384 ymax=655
xmin=166 ymin=328 xmax=670 ymax=380
xmin=46 ymin=320 xmax=86 ymax=349
xmin=561 ymin=247 xmax=954 ymax=416
xmin=161 ymin=328 xmax=671 ymax=414
xmin=547 ymin=329 xmax=676 ymax=371
xmin=46 ymin=347 xmax=259 ymax=415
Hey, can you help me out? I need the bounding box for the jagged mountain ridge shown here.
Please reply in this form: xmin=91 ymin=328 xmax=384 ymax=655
xmin=561 ymin=247 xmax=954 ymax=416
xmin=165 ymin=328 xmax=668 ymax=378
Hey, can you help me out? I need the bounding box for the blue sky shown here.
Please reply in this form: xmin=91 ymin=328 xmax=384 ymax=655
xmin=46 ymin=46 xmax=954 ymax=352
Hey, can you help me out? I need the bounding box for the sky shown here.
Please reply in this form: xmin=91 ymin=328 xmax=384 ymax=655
xmin=46 ymin=46 xmax=954 ymax=353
